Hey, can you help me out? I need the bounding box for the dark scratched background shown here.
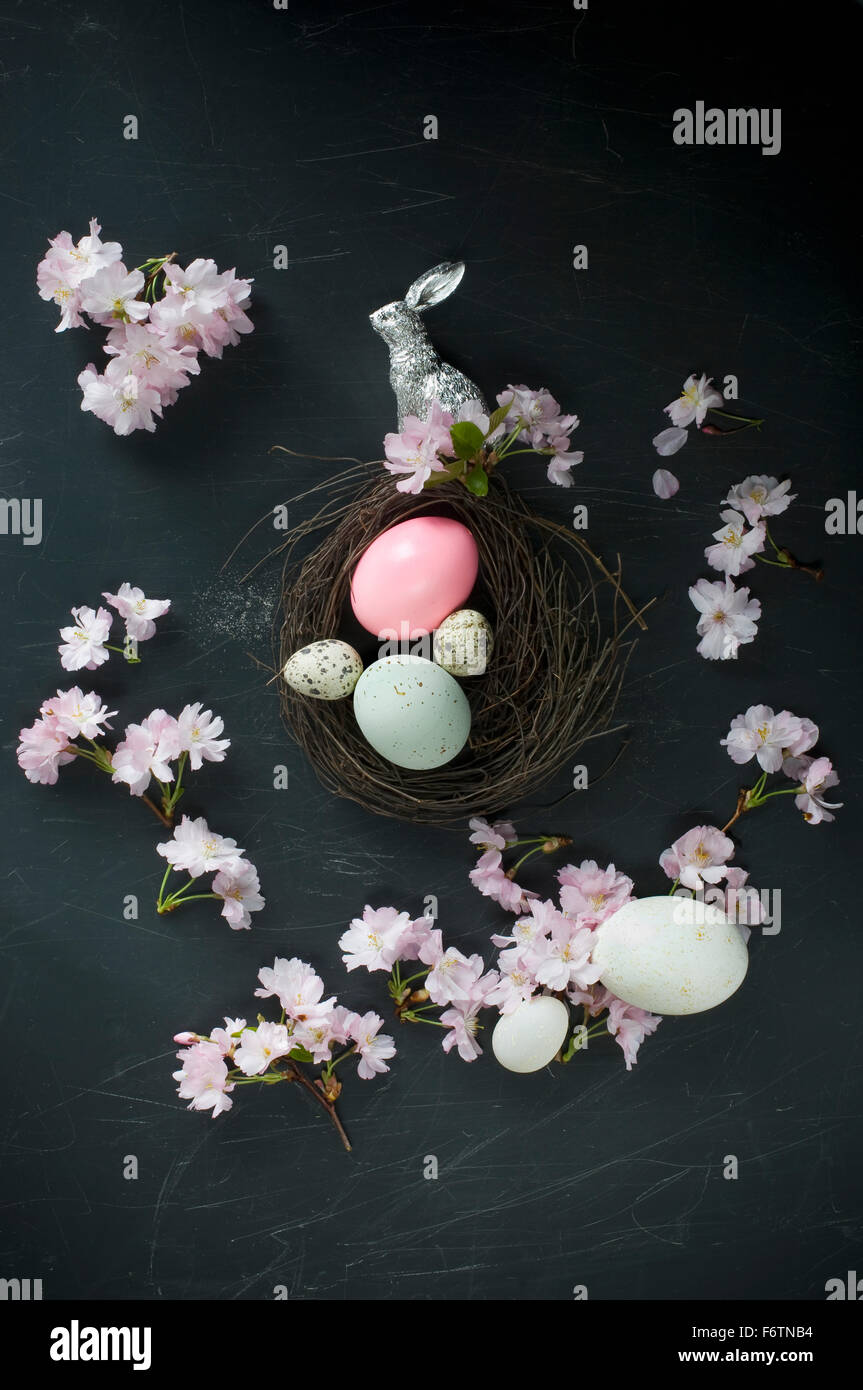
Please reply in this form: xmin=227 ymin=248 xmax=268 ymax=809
xmin=0 ymin=0 xmax=860 ymax=1301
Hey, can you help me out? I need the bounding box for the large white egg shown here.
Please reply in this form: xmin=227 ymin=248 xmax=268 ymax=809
xmin=491 ymin=995 xmax=570 ymax=1073
xmin=283 ymin=639 xmax=363 ymax=700
xmin=591 ymin=894 xmax=749 ymax=1016
xmin=352 ymin=654 xmax=471 ymax=770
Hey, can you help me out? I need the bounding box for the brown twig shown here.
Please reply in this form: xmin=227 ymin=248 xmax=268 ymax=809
xmin=722 ymin=788 xmax=750 ymax=834
xmin=142 ymin=794 xmax=174 ymax=829
xmin=285 ymin=1060 xmax=352 ymax=1152
xmin=776 ymin=549 xmax=824 ymax=582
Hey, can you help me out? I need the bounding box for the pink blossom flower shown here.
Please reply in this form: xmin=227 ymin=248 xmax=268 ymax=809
xmin=592 ymin=988 xmax=661 ymax=1070
xmin=346 ymin=1011 xmax=397 ymax=1079
xmin=58 ymin=605 xmax=113 ymax=671
xmin=233 ymin=1021 xmax=293 ymax=1076
xmin=491 ymin=898 xmax=556 ymax=957
xmin=393 ymin=913 xmax=437 ymax=962
xmin=546 ymin=438 xmax=584 ymax=487
xmin=254 ymin=957 xmax=335 ymax=1022
xmin=721 ymin=867 xmax=764 ymax=938
xmin=36 ymin=258 xmax=86 ymax=332
xmin=440 ymin=1004 xmax=484 ymax=1061
xmin=784 ymin=755 xmax=842 ymax=825
xmin=208 ymin=1017 xmax=247 ymax=1056
xmin=652 ymin=467 xmax=680 ymax=498
xmin=213 ymin=862 xmax=265 ymax=930
xmin=469 ymin=848 xmax=531 ymax=912
xmin=147 ymin=259 xmax=254 ymax=359
xmin=156 ymin=814 xmax=244 ymax=878
xmin=36 ymin=220 xmax=122 ymax=330
xmin=689 ymin=576 xmax=761 ymax=660
xmin=339 ymin=904 xmax=415 ymax=972
xmin=664 ymin=373 xmax=723 ymax=428
xmin=485 ymin=955 xmax=537 ymax=1015
xmin=290 ymin=1017 xmax=334 ymax=1065
xmin=705 ymin=509 xmax=766 ymax=577
xmin=78 ymin=361 xmax=163 ymax=435
xmin=468 ymin=817 xmax=517 ymax=851
xmin=175 ymin=703 xmax=230 ymax=769
xmin=558 ymin=860 xmax=634 ymax=926
xmin=659 ymin=825 xmax=735 ymax=890
xmin=721 ymin=705 xmax=811 ymax=773
xmin=39 ymin=687 xmax=115 ymax=740
xmin=456 ymin=398 xmax=503 ymax=441
xmin=70 ymin=219 xmax=123 ymax=279
xmin=148 ymin=295 xmax=225 ymax=358
xmin=383 ymin=400 xmax=454 ymax=494
xmin=111 ymin=710 xmax=181 ymax=796
xmin=652 ymin=426 xmax=688 ymax=457
xmin=496 ymin=385 xmax=578 ymax=449
xmin=173 ymin=1040 xmax=234 ymax=1117
xmin=79 ymin=262 xmax=149 ymax=325
xmin=102 ymin=582 xmax=171 ymax=642
xmin=422 ymin=944 xmax=484 ymax=1007
xmin=162 ymin=258 xmax=232 ymax=314
xmin=782 ymin=717 xmax=819 ymax=758
xmin=724 ymin=475 xmax=795 ymax=526
xmin=528 ymin=904 xmax=601 ymax=993
xmin=104 ymin=321 xmax=200 ymax=394
xmin=216 ymin=268 xmax=255 ymax=350
xmin=16 ymin=716 xmax=76 ymax=784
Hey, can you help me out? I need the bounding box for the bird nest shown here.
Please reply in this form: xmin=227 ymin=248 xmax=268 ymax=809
xmin=274 ymin=461 xmax=646 ymax=825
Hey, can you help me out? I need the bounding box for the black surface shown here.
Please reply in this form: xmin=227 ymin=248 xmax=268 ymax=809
xmin=1 ymin=0 xmax=860 ymax=1302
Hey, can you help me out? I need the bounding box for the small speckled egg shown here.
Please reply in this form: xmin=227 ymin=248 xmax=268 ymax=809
xmin=492 ymin=995 xmax=570 ymax=1073
xmin=283 ymin=639 xmax=363 ymax=701
xmin=591 ymin=895 xmax=749 ymax=1016
xmin=433 ymin=609 xmax=494 ymax=677
xmin=352 ymin=654 xmax=470 ymax=770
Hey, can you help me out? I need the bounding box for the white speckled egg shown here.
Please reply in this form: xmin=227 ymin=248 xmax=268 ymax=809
xmin=352 ymin=654 xmax=470 ymax=770
xmin=591 ymin=895 xmax=749 ymax=1016
xmin=433 ymin=609 xmax=494 ymax=677
xmin=492 ymin=995 xmax=570 ymax=1073
xmin=283 ymin=639 xmax=363 ymax=701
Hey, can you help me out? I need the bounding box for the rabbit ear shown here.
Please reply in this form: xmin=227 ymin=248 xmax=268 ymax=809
xmin=405 ymin=261 xmax=466 ymax=311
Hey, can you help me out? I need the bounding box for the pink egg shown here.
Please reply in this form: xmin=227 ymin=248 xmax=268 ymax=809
xmin=350 ymin=517 xmax=479 ymax=638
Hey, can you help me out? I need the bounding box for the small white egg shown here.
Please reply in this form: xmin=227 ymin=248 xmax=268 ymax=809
xmin=433 ymin=608 xmax=494 ymax=677
xmin=283 ymin=639 xmax=363 ymax=701
xmin=491 ymin=995 xmax=570 ymax=1073
xmin=591 ymin=894 xmax=749 ymax=1016
xmin=352 ymin=654 xmax=470 ymax=769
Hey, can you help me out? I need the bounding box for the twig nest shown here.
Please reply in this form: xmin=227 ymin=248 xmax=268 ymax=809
xmin=277 ymin=467 xmax=635 ymax=825
xmin=591 ymin=895 xmax=749 ymax=1015
xmin=283 ymin=640 xmax=363 ymax=700
xmin=433 ymin=609 xmax=493 ymax=677
xmin=491 ymin=995 xmax=570 ymax=1073
xmin=352 ymin=655 xmax=471 ymax=769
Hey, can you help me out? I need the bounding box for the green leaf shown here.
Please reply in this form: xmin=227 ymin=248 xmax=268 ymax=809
xmin=289 ymin=1045 xmax=314 ymax=1064
xmin=449 ymin=420 xmax=485 ymax=460
xmin=424 ymin=460 xmax=463 ymax=488
xmin=464 ymin=465 xmax=489 ymax=497
xmin=487 ymin=401 xmax=511 ymax=433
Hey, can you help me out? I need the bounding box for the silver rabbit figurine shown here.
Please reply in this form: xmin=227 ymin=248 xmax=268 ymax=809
xmin=370 ymin=261 xmax=487 ymax=429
